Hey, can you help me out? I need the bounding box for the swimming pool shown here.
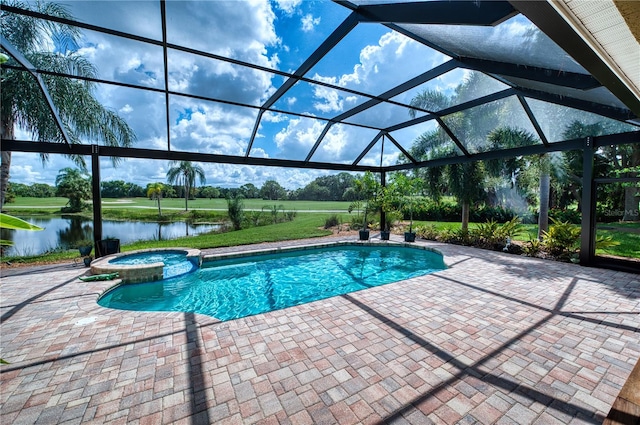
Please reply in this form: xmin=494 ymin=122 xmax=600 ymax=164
xmin=98 ymin=243 xmax=446 ymax=321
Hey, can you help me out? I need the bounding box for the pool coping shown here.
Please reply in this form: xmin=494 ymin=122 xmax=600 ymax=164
xmin=201 ymin=239 xmax=445 ymax=265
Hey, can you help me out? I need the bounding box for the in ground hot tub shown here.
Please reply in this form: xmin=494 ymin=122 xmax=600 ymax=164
xmin=90 ymin=248 xmax=201 ymax=283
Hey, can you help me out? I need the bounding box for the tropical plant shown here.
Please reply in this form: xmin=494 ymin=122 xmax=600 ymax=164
xmin=392 ymin=173 xmax=420 ymax=233
xmin=414 ymin=224 xmax=439 ymax=240
xmin=0 ymin=0 xmax=136 ymax=209
xmin=541 ymin=218 xmax=581 ymax=258
xmin=522 ymin=237 xmax=542 ymax=257
xmin=147 ymin=182 xmax=164 ymax=217
xmin=55 ymin=167 xmax=91 ymax=212
xmin=0 ymin=212 xmax=43 ymax=247
xmin=226 ymin=195 xmax=244 ymax=230
xmin=166 ymin=161 xmax=206 ymax=211
xmin=471 ymin=216 xmax=522 ymax=249
xmin=353 ymin=171 xmax=381 ymax=231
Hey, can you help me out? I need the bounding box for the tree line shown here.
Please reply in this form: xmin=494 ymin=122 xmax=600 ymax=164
xmin=4 ymin=171 xmax=361 ymax=204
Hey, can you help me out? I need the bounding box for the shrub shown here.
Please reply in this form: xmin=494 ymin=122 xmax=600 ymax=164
xmin=324 ymin=214 xmax=340 ymax=229
xmin=549 ymin=208 xmax=581 ymax=224
xmin=227 ymin=196 xmax=244 ymax=230
xmin=522 ymin=237 xmax=542 ymax=257
xmin=542 ymin=218 xmax=581 ymax=259
xmin=406 ymin=199 xmax=518 ymax=223
xmin=470 ymin=217 xmax=522 ymax=250
xmin=415 ymin=224 xmax=438 ymax=240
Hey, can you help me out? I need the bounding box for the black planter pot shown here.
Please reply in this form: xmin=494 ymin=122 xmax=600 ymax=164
xmin=97 ymin=239 xmax=121 ymax=257
xmin=404 ymin=232 xmax=416 ymax=242
xmin=78 ymin=245 xmax=92 ymax=257
xmin=83 ymin=256 xmax=93 ymax=267
xmin=380 ymin=230 xmax=390 ymax=241
xmin=359 ymin=230 xmax=370 ymax=241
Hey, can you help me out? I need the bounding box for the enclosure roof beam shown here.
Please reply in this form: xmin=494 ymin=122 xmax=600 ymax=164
xmin=386 ymin=130 xmax=640 ymax=172
xmin=458 ymin=57 xmax=601 ymax=90
xmin=344 ymin=1 xmax=517 ymax=26
xmin=516 ymin=87 xmax=638 ymax=122
xmin=0 ymin=140 xmax=379 ymax=173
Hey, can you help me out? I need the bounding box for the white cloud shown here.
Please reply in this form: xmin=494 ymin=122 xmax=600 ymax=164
xmin=273 ymin=0 xmax=302 ymax=15
xmin=312 ymin=86 xmax=343 ymax=113
xmin=301 ymin=14 xmax=321 ymax=32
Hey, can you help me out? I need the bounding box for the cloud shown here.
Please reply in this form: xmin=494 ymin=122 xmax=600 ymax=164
xmin=273 ymin=0 xmax=302 ymax=15
xmin=301 ymin=14 xmax=321 ymax=32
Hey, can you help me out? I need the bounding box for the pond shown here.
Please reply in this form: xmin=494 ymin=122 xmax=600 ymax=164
xmin=1 ymin=216 xmax=221 ymax=256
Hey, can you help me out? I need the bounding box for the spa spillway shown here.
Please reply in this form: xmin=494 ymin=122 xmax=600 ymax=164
xmin=90 ymin=248 xmax=202 ymax=283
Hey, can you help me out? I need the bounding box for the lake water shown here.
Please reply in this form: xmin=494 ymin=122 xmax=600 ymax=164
xmin=1 ymin=216 xmax=221 ymax=256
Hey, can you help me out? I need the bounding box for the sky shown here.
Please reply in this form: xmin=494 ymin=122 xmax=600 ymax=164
xmin=7 ymin=0 xmax=570 ymax=191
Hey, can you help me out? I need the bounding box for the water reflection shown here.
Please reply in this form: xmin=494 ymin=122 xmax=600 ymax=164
xmin=1 ymin=216 xmax=221 ymax=256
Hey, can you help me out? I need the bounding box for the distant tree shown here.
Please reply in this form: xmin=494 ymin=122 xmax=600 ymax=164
xmin=166 ymin=161 xmax=206 ymax=211
xmin=260 ymin=180 xmax=286 ymax=200
xmin=55 ymin=167 xmax=91 ymax=212
xmin=1 ymin=0 xmax=136 ymax=209
xmin=101 ymin=180 xmax=127 ymax=198
xmin=146 ymin=182 xmax=163 ymax=217
xmin=30 ymin=183 xmax=56 ymax=198
xmin=6 ymin=182 xmax=29 ymax=197
xmin=200 ymin=186 xmax=220 ymax=199
xmin=239 ymin=183 xmax=260 ymax=199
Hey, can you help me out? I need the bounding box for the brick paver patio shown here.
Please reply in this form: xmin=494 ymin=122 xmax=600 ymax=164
xmin=1 ymin=236 xmax=638 ymax=424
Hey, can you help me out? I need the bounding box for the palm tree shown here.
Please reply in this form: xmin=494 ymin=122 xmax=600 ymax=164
xmin=166 ymin=161 xmax=206 ymax=211
xmin=147 ymin=182 xmax=164 ymax=217
xmin=1 ymin=1 xmax=136 ymax=208
xmin=55 ymin=167 xmax=91 ymax=212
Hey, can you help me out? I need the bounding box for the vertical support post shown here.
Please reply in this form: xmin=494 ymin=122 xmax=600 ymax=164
xmin=580 ymin=137 xmax=595 ymax=265
xmin=380 ymin=170 xmax=386 ymax=230
xmin=91 ymin=144 xmax=103 ymax=255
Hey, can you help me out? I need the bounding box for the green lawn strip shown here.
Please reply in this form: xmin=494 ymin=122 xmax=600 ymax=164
xmin=5 ymin=197 xmax=353 ymax=212
xmin=596 ymin=227 xmax=640 ymax=258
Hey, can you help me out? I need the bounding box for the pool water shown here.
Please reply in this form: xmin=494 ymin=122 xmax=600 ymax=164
xmin=110 ymin=251 xmax=197 ymax=279
xmin=98 ymin=245 xmax=445 ymax=321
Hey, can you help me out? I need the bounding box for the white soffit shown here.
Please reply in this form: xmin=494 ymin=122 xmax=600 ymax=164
xmin=550 ymin=0 xmax=640 ymax=101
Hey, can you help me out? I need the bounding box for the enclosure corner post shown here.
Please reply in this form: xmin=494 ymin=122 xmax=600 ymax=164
xmin=380 ymin=170 xmax=386 ymax=231
xmin=579 ymin=137 xmax=595 ymax=266
xmin=91 ymin=144 xmax=103 ymax=255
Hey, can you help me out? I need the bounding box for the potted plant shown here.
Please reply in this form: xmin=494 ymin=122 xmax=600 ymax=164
xmin=379 ymin=183 xmax=402 ymax=241
xmin=394 ymin=174 xmax=420 ymax=242
xmin=75 ymin=239 xmax=93 ymax=257
xmin=359 ymin=199 xmax=370 ymax=240
xmin=97 ymin=236 xmax=120 ymax=257
xmin=354 ymin=172 xmax=381 ymax=241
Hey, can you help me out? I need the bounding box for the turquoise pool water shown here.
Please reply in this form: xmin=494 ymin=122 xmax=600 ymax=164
xmin=98 ymin=245 xmax=445 ymax=321
xmin=110 ymin=251 xmax=197 ymax=279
